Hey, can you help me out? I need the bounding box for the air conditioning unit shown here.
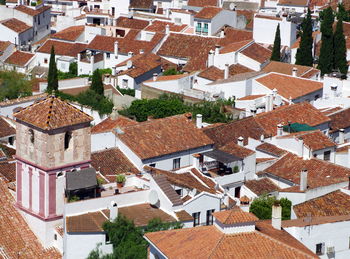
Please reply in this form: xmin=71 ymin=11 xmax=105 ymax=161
xmin=327 ymin=246 xmax=335 ymax=254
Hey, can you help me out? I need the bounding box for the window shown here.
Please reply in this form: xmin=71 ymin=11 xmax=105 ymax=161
xmin=206 ymin=209 xmax=215 ymax=225
xmin=175 ymin=189 xmax=182 ymax=196
xmin=313 ymin=153 xmax=317 ymax=158
xmin=64 ymin=131 xmax=72 ymax=150
xmin=105 ymin=233 xmax=111 ymax=244
xmin=149 ymin=163 xmax=156 ymax=167
xmin=122 ymin=79 xmax=128 ymax=88
xmin=203 ymin=23 xmax=208 ymax=33
xmin=8 ymin=136 xmax=14 ymax=146
xmin=173 ymin=158 xmax=180 ymax=170
xmin=54 ymin=234 xmax=57 ymax=240
xmin=324 ymin=150 xmax=331 ymax=161
xmin=44 ymin=58 xmax=48 ymax=64
xmin=192 ymin=212 xmax=200 ymax=227
xmin=106 ymin=53 xmax=110 ymax=59
xmin=316 ymin=243 xmax=324 ymax=255
xmin=29 ymin=129 xmax=34 ymax=144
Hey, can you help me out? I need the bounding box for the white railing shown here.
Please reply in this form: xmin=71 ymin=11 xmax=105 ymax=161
xmin=214 ymin=171 xmax=244 ymax=186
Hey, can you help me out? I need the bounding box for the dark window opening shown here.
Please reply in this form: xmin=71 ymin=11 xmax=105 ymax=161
xmin=175 ymin=189 xmax=182 ymax=196
xmin=64 ymin=131 xmax=72 ymax=150
xmin=173 ymin=158 xmax=180 ymax=170
xmin=234 ymin=186 xmax=241 ymax=198
xmin=324 ymin=150 xmax=331 ymax=161
xmin=8 ymin=136 xmax=14 ymax=145
xmin=105 ymin=233 xmax=111 ymax=244
xmin=206 ymin=209 xmax=215 ymax=225
xmin=54 ymin=234 xmax=57 ymax=240
xmin=192 ymin=212 xmax=200 ymax=227
xmin=29 ymin=129 xmax=34 ymax=144
xmin=316 ymin=243 xmax=324 ymax=255
xmin=149 ymin=163 xmax=156 ymax=168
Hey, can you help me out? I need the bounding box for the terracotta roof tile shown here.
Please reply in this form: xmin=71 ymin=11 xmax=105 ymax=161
xmin=0 ymin=143 xmax=16 ymax=158
xmin=220 ymin=40 xmax=252 ymax=54
xmin=37 ymin=39 xmax=87 ymax=57
xmin=66 ymin=211 xmax=107 ymax=232
xmin=218 ymin=141 xmax=255 ymax=159
xmin=0 ymin=161 xmax=16 ymax=182
xmin=91 ymin=115 xmax=138 ymax=134
xmin=217 ymin=27 xmax=253 ymax=46
xmin=144 ymin=73 xmax=187 ymax=82
xmin=15 ymin=5 xmax=51 ymax=16
xmin=262 ymin=61 xmax=319 ymax=79
xmin=0 ymin=179 xmax=61 ymax=258
xmin=282 ymin=214 xmax=350 ymax=228
xmin=0 ymin=117 xmax=15 ymax=138
xmin=198 ymin=64 xmax=253 ymax=81
xmin=264 ymin=153 xmax=350 ymax=190
xmin=256 ymin=142 xmax=288 ymax=157
xmin=4 ymin=50 xmax=34 ymax=67
xmin=91 ymin=148 xmax=139 ymax=182
xmin=188 ymin=0 xmax=218 ymax=7
xmin=52 ymin=25 xmax=85 ymax=41
xmin=152 ymin=174 xmax=184 ymax=206
xmin=0 ymin=18 xmax=32 ymax=33
xmin=0 ymin=41 xmax=11 ymax=53
xmin=256 ymin=73 xmax=322 ymax=100
xmin=116 ymin=17 xmax=149 ymax=29
xmin=14 ymin=96 xmax=93 ymax=130
xmin=190 ymin=168 xmax=218 ymax=191
xmin=293 ymin=190 xmax=350 ymax=218
xmin=194 ymin=6 xmax=222 ymax=19
xmin=129 ymin=0 xmax=153 ymax=9
xmin=278 ymin=0 xmax=308 ymax=6
xmin=255 ymin=14 xmax=282 ymax=21
xmin=240 ymin=43 xmax=271 ymax=63
xmin=244 ymin=178 xmax=280 ymax=195
xmin=145 ymin=20 xmax=187 ymax=33
xmin=237 ymin=94 xmax=265 ymax=100
xmin=328 ymin=107 xmax=350 ymax=133
xmin=118 ymin=114 xmax=213 ymax=160
xmin=175 ymin=210 xmax=193 ymax=221
xmin=213 ymin=207 xmax=258 ymax=224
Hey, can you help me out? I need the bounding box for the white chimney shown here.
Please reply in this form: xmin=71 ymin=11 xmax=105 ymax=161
xmin=90 ymin=55 xmax=94 ymax=64
xmin=114 ymin=41 xmax=118 ymax=58
xmin=237 ymin=136 xmax=244 ymax=146
xmin=153 ymin=73 xmax=158 ymax=81
xmin=215 ymin=45 xmax=220 ymax=55
xmin=300 ymin=169 xmax=308 ymax=191
xmin=277 ymin=123 xmax=283 ymax=136
xmin=331 ymin=83 xmax=338 ymax=97
xmin=127 ymin=60 xmax=133 ymax=69
xmin=292 ymin=67 xmax=298 ymax=77
xmin=139 ymin=49 xmax=144 ymax=54
xmin=196 ymin=114 xmax=203 ymax=128
xmin=110 ymin=107 xmax=119 ymax=120
xmin=339 ymin=129 xmax=345 ymax=144
xmin=224 ymin=64 xmax=229 ymax=79
xmin=208 ymin=50 xmax=214 ymax=67
xmin=272 ymin=204 xmax=282 ymax=230
xmin=165 ymin=24 xmax=170 ymax=35
xmin=109 ymin=201 xmax=118 ymax=221
xmin=220 ymin=29 xmax=225 ymax=38
xmin=265 ymin=94 xmax=273 ymax=112
xmin=165 ymin=8 xmax=170 ymax=18
xmin=77 ymin=53 xmax=81 ymax=61
xmin=112 ymin=67 xmax=116 ymax=76
xmin=289 ymin=96 xmax=292 ymax=105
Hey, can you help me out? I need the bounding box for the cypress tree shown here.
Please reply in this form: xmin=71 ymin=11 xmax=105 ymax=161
xmin=47 ymin=46 xmax=58 ymax=93
xmin=295 ymin=9 xmax=313 ymax=66
xmin=271 ymin=24 xmax=281 ymax=61
xmin=318 ymin=7 xmax=334 ymax=75
xmin=90 ymin=69 xmax=104 ymax=95
xmin=333 ymin=18 xmax=348 ymax=75
xmin=337 ymin=3 xmax=350 ymax=22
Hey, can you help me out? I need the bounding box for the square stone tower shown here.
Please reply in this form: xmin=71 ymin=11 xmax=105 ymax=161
xmin=13 ymin=95 xmax=93 ymax=247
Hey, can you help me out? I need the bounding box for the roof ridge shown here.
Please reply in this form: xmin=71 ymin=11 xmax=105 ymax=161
xmin=207 ymin=232 xmax=226 ymax=259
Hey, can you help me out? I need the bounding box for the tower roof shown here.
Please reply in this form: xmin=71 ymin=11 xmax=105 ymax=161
xmin=213 ymin=207 xmax=258 ymax=225
xmin=13 ymin=96 xmax=93 ymax=130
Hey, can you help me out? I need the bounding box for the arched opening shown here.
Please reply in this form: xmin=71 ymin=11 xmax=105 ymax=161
xmin=64 ymin=131 xmax=72 ymax=150
xmin=29 ymin=129 xmax=34 ymax=144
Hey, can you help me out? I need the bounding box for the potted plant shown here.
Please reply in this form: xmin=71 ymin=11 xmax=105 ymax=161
xmin=116 ymin=174 xmax=126 ymax=188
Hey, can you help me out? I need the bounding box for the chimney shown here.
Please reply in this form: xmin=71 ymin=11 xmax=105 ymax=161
xmin=109 ymin=201 xmax=118 ymax=221
xmin=339 ymin=129 xmax=345 ymax=144
xmin=114 ymin=41 xmax=118 ymax=58
xmin=292 ymin=67 xmax=298 ymax=77
xmin=220 ymin=29 xmax=225 ymax=38
xmin=196 ymin=114 xmax=202 ymax=128
xmin=104 ymin=74 xmax=111 ymax=84
xmin=265 ymin=94 xmax=273 ymax=112
xmin=300 ymin=169 xmax=308 ymax=191
xmin=153 ymin=73 xmax=158 ymax=81
xmin=165 ymin=8 xmax=170 ymax=18
xmin=224 ymin=64 xmax=229 ymax=79
xmin=165 ymin=24 xmax=170 ymax=35
xmin=128 ymin=51 xmax=134 ymax=57
xmin=110 ymin=107 xmax=119 ymax=120
xmin=127 ymin=60 xmax=133 ymax=69
xmin=77 ymin=53 xmax=81 ymax=61
xmin=237 ymin=136 xmax=244 ymax=146
xmin=90 ymin=54 xmax=94 ymax=64
xmin=289 ymin=96 xmax=292 ymax=105
xmin=331 ymin=83 xmax=338 ymax=97
xmin=271 ymin=204 xmax=282 ymax=230
xmin=139 ymin=49 xmax=144 ymax=54
xmin=208 ymin=49 xmax=214 ymax=67
xmin=215 ymin=45 xmax=220 ymax=55
xmin=277 ymin=123 xmax=283 ymax=136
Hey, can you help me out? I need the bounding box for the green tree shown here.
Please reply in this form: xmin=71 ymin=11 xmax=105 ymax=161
xmin=0 ymin=71 xmax=32 ymax=101
xmin=333 ymin=18 xmax=348 ymax=75
xmin=318 ymin=7 xmax=335 ymax=75
xmin=47 ymin=46 xmax=58 ymax=93
xmin=162 ymin=68 xmax=182 ymax=76
xmin=69 ymin=62 xmax=78 ymax=76
xmin=249 ymin=196 xmax=291 ymax=220
xmin=337 ymin=3 xmax=350 ymax=22
xmin=296 ymin=9 xmax=313 ymax=66
xmin=90 ymin=69 xmax=104 ymax=95
xmin=271 ymin=24 xmax=281 ymax=61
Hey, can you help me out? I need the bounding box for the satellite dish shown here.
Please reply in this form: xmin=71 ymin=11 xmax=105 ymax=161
xmin=149 ymin=190 xmax=159 ymax=206
xmin=229 ymin=3 xmax=235 ymax=10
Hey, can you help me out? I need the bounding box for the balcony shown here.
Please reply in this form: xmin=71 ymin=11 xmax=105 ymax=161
xmin=195 ymin=27 xmax=208 ymax=35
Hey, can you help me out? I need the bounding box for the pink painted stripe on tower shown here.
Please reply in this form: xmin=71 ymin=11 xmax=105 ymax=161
xmin=39 ymin=171 xmax=45 ymax=217
xmin=29 ymin=167 xmax=33 ymax=210
xmin=48 ymin=173 xmax=56 ymax=216
xmin=16 ymin=162 xmax=22 ymax=205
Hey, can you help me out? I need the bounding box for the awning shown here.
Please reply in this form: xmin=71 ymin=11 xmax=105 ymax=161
xmin=66 ymin=168 xmax=97 ymax=191
xmin=202 ymin=149 xmax=241 ymax=164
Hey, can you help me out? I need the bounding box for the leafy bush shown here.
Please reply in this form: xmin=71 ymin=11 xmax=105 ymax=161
xmin=116 ymin=174 xmax=126 ymax=183
xmin=162 ymin=68 xmax=182 ymax=76
xmin=116 ymin=86 xmax=135 ymax=97
xmin=249 ymin=196 xmax=291 ymax=220
xmin=0 ymin=71 xmax=32 ymax=101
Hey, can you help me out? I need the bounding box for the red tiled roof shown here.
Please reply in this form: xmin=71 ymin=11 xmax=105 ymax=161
xmin=116 ymin=17 xmax=149 ymax=29
xmin=188 ymin=0 xmax=218 ymax=7
xmin=256 ymin=142 xmax=288 ymax=157
xmin=91 ymin=115 xmax=137 ymax=134
xmin=14 ymin=96 xmax=93 ymax=130
xmin=118 ymin=114 xmax=213 ymax=160
xmin=278 ymin=0 xmax=308 ymax=6
xmin=15 ymin=5 xmax=51 ymax=16
xmin=218 ymin=27 xmax=253 ymax=46
xmin=255 ymin=14 xmax=282 ymax=21
xmin=0 ymin=41 xmax=11 ymax=53
xmin=255 ymin=73 xmax=322 ymax=100
xmin=145 ymin=73 xmax=187 ymax=82
xmin=237 ymin=94 xmax=265 ymax=100
xmin=244 ymin=178 xmax=280 ymax=195
xmin=129 ymin=0 xmax=153 ymax=9
xmin=213 ymin=207 xmax=258 ymax=224
xmin=328 ymin=107 xmax=350 ymax=133
xmin=220 ymin=40 xmax=251 ymax=54
xmin=37 ymin=39 xmax=87 ymax=57
xmin=145 ymin=20 xmax=187 ymax=33
xmin=198 ymin=64 xmax=253 ymax=81
xmin=4 ymin=51 xmax=34 ymax=67
xmin=0 ymin=18 xmax=32 ymax=33
xmin=264 ymin=153 xmax=350 ymax=190
xmin=52 ymin=25 xmax=85 ymax=41
xmin=240 ymin=43 xmax=271 ymax=63
xmin=219 ymin=141 xmax=255 ymax=159
xmin=0 ymin=117 xmax=15 ymax=138
xmin=91 ymin=148 xmax=139 ymax=182
xmin=262 ymin=61 xmax=319 ymax=78
xmin=0 ymin=161 xmax=16 ymax=182
xmin=293 ymin=190 xmax=350 ymax=218
xmin=0 ymin=179 xmax=61 ymax=258
xmin=194 ymin=6 xmax=222 ymax=19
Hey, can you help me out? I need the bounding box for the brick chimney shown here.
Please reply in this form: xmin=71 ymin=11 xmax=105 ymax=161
xmin=300 ymin=169 xmax=308 ymax=191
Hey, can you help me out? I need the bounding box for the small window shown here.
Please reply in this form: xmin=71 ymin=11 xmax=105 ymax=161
xmin=175 ymin=189 xmax=182 ymax=196
xmin=47 ymin=25 xmax=49 ymax=29
xmin=44 ymin=58 xmax=48 ymax=64
xmin=324 ymin=150 xmax=331 ymax=161
xmin=8 ymin=136 xmax=14 ymax=145
xmin=122 ymin=79 xmax=128 ymax=87
xmin=106 ymin=53 xmax=110 ymax=59
xmin=313 ymin=153 xmax=317 ymax=158
xmin=192 ymin=212 xmax=200 ymax=227
xmin=149 ymin=163 xmax=156 ymax=168
xmin=54 ymin=234 xmax=57 ymax=240
xmin=314 ymin=94 xmax=320 ymax=101
xmin=105 ymin=233 xmax=111 ymax=244
xmin=64 ymin=131 xmax=72 ymax=150
xmin=206 ymin=209 xmax=215 ymax=225
xmin=173 ymin=158 xmax=181 ymax=170
xmin=57 ymin=172 xmax=64 ymax=177
xmin=29 ymin=129 xmax=34 ymax=144
xmin=316 ymin=243 xmax=324 ymax=255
